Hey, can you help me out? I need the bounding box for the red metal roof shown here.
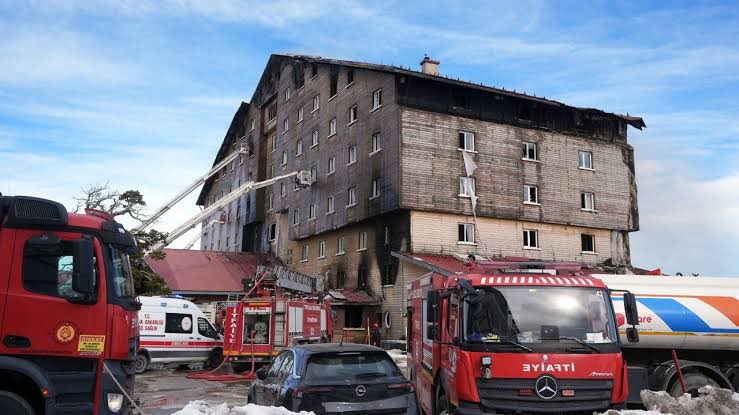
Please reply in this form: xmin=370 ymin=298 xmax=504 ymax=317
xmin=327 ymin=289 xmax=381 ymax=305
xmin=146 ymin=249 xmax=282 ymax=293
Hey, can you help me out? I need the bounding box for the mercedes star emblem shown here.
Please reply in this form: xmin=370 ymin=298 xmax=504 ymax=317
xmin=535 ymin=375 xmax=558 ymax=400
xmin=355 ymin=385 xmax=367 ymax=397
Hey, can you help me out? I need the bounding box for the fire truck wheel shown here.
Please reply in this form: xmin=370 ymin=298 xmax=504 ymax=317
xmin=668 ymin=372 xmax=719 ymax=397
xmin=207 ymin=349 xmax=224 ymax=368
xmin=232 ymin=363 xmax=250 ymax=373
xmin=0 ymin=391 xmax=35 ymax=415
xmin=435 ymin=390 xmax=450 ymax=415
xmin=134 ymin=352 xmax=150 ymax=374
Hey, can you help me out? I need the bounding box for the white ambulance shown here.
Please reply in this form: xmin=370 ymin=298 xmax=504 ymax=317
xmin=136 ymin=296 xmax=224 ymax=373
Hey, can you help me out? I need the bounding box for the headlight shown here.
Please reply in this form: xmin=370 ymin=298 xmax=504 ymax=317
xmin=481 ymin=356 xmax=492 ymax=367
xmin=107 ymin=393 xmax=124 ymax=413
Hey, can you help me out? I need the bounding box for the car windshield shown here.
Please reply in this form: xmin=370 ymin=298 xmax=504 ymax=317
xmin=107 ymin=245 xmax=135 ymax=298
xmin=304 ymin=352 xmax=402 ymax=382
xmin=463 ymin=286 xmax=617 ymax=347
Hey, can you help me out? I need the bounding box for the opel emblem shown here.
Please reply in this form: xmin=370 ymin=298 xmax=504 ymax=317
xmin=535 ymin=375 xmax=558 ymax=400
xmin=355 ymin=385 xmax=366 ymax=397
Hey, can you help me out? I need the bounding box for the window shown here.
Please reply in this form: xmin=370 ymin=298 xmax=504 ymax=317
xmin=459 ymin=131 xmax=475 ymax=152
xmin=268 ymin=223 xmax=276 ymax=240
xmin=292 ymin=208 xmax=300 ymax=225
xmin=284 ymin=87 xmax=291 ymax=102
xmin=296 ymin=140 xmax=303 ymax=156
xmin=582 ymin=234 xmax=596 ymax=253
xmin=381 ymin=262 xmax=396 ymax=286
xmin=328 ymin=156 xmax=336 ymax=174
xmin=283 ymin=117 xmax=289 ymax=132
xmin=581 ymin=192 xmax=595 ymax=211
xmin=371 ymin=132 xmax=381 ymax=153
xmin=358 ymin=267 xmax=368 ymax=288
xmin=269 ymin=135 xmax=276 ymax=153
xmin=268 ymin=103 xmax=277 ymax=123
xmin=348 ymin=105 xmax=358 ymax=124
xmin=309 ymin=203 xmax=316 ymax=219
xmin=336 ymin=270 xmax=346 ymax=288
xmin=523 ymin=229 xmax=539 ymax=249
xmin=453 ymin=93 xmax=471 ymax=110
xmin=230 ymin=161 xmax=235 ymax=171
xmin=280 ymin=182 xmax=286 ymax=197
xmin=348 ymin=186 xmax=357 ymax=206
xmin=318 ymin=240 xmax=326 ymax=258
xmin=330 ymin=73 xmax=338 ymax=98
xmin=248 ymin=136 xmax=254 ymax=156
xmin=298 ymin=107 xmax=304 ymax=123
xmin=267 ymin=193 xmax=274 ymax=210
xmin=301 ymin=245 xmax=309 ymax=261
xmin=459 ymin=176 xmax=476 ymax=197
xmin=312 ymin=95 xmax=320 ymax=112
xmin=198 ymin=317 xmax=218 ymax=339
xmin=371 ymin=178 xmax=380 ymax=198
xmin=250 ymin=119 xmax=256 ymax=131
xmin=524 ymin=184 xmax=539 ymax=204
xmin=239 ymin=154 xmax=244 ymax=165
xmin=348 ymin=145 xmax=357 ymax=164
xmin=269 ymin=164 xmax=275 ymax=178
xmin=346 ymin=69 xmax=354 ymax=86
xmin=523 ymin=142 xmax=538 ymax=160
xmin=327 ymin=195 xmax=335 ymax=213
xmin=579 ymin=151 xmax=593 ymax=170
xmin=165 ymin=313 xmax=193 ymax=334
xmin=281 ymin=150 xmax=288 ymax=165
xmin=311 ymin=63 xmax=318 ymax=78
xmin=458 ymin=223 xmax=475 ymax=243
xmin=22 ymin=237 xmax=99 ymax=299
xmin=358 ymin=231 xmax=367 ymax=250
xmin=329 ymin=118 xmax=336 ymax=136
xmin=310 ymin=166 xmax=318 ymax=182
xmin=384 ymin=226 xmax=391 ymax=245
xmin=337 ymin=236 xmax=345 ymax=254
xmin=311 ymin=129 xmax=319 ymax=147
xmin=372 ymin=89 xmax=382 ymax=110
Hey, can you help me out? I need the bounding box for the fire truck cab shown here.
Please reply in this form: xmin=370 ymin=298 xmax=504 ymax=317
xmin=407 ymin=270 xmax=640 ymax=415
xmin=0 ymin=195 xmax=139 ymax=414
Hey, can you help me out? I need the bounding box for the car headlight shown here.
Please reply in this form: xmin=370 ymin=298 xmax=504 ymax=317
xmin=107 ymin=393 xmax=124 ymax=413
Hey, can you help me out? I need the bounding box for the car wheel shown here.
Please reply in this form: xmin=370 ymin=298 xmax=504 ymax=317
xmin=0 ymin=391 xmax=35 ymax=415
xmin=435 ymin=390 xmax=450 ymax=415
xmin=134 ymin=352 xmax=149 ymax=374
xmin=668 ymin=372 xmax=719 ymax=397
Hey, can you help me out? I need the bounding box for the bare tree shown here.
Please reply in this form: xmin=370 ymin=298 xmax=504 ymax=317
xmin=74 ymin=183 xmax=147 ymax=222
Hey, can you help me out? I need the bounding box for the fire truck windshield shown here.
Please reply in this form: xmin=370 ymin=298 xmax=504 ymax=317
xmin=462 ymin=287 xmax=618 ymax=352
xmin=107 ymin=245 xmax=135 ymax=298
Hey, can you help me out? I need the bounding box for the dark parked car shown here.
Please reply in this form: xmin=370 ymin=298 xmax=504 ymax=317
xmin=249 ymin=343 xmax=417 ymax=415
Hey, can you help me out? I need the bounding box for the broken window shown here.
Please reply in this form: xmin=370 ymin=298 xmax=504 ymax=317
xmin=345 ymin=306 xmax=362 ymax=327
xmin=267 ymin=103 xmax=277 ymax=122
xmin=358 ymin=267 xmax=368 ymax=288
xmin=330 ymin=73 xmax=338 ymax=98
xmin=523 ymin=229 xmax=539 ymax=249
xmin=579 ymin=151 xmax=593 ymax=170
xmin=459 ymin=176 xmax=476 ymax=197
xmin=381 ymin=262 xmax=396 ymax=286
xmin=524 ymin=184 xmax=539 ymax=204
xmin=523 ymin=142 xmax=538 ymax=160
xmin=581 ymin=192 xmax=595 ymax=211
xmin=336 ymin=270 xmax=346 ymax=289
xmin=581 ymin=234 xmax=596 ymax=253
xmin=311 ymin=63 xmax=318 ymax=78
xmin=268 ymin=223 xmax=276 ymax=240
xmin=347 ymin=69 xmax=354 ymax=85
xmin=453 ymin=93 xmax=471 ymax=110
xmin=459 ymin=131 xmax=475 ymax=152
xmin=458 ymin=223 xmax=475 ymax=243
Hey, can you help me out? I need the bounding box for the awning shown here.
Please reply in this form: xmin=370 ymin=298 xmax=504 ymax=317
xmin=327 ymin=289 xmax=382 ymax=305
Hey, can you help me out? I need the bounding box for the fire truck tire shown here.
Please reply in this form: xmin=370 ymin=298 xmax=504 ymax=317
xmin=207 ymin=349 xmax=224 ymax=369
xmin=668 ymin=372 xmax=719 ymax=397
xmin=134 ymin=352 xmax=149 ymax=374
xmin=0 ymin=391 xmax=35 ymax=415
xmin=435 ymin=390 xmax=450 ymax=415
xmin=232 ymin=363 xmax=251 ymax=373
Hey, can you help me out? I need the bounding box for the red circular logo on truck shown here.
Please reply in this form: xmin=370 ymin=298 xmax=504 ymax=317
xmin=54 ymin=321 xmax=77 ymax=344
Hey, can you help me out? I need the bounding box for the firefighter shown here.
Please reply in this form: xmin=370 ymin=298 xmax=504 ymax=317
xmin=370 ymin=323 xmax=382 ymax=347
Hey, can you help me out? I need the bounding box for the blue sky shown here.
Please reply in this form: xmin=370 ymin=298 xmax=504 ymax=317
xmin=1 ymin=1 xmax=737 ymax=275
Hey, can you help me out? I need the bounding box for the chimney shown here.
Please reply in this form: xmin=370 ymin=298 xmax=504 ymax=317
xmin=419 ymin=54 xmax=440 ymax=76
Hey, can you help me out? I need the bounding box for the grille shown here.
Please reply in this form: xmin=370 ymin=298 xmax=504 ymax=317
xmin=477 ymin=378 xmax=613 ymax=414
xmin=7 ymin=196 xmax=68 ymax=227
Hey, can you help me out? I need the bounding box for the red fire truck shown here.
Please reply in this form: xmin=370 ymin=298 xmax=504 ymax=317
xmin=223 ymin=266 xmax=332 ymax=371
xmin=0 ymin=195 xmax=139 ymax=414
xmin=407 ymin=267 xmax=640 ymax=415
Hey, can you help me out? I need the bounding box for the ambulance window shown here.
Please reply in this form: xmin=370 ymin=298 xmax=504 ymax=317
xmin=165 ymin=313 xmax=193 ymax=334
xmin=198 ymin=317 xmax=218 ymax=338
xmin=22 ymin=236 xmax=98 ymax=299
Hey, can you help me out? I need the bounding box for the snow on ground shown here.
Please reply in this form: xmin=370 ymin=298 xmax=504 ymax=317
xmin=172 ymin=402 xmax=315 ymax=415
xmin=599 ymin=386 xmax=739 ymax=415
xmin=387 ymin=349 xmax=407 ymax=368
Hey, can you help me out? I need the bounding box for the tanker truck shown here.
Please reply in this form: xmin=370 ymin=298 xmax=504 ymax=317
xmin=595 ymin=274 xmax=739 ymax=403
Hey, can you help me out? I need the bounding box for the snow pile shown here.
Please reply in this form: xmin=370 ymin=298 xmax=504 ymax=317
xmin=600 ymin=386 xmax=739 ymax=415
xmin=387 ymin=349 xmax=407 ymax=368
xmin=172 ymin=402 xmax=315 ymax=415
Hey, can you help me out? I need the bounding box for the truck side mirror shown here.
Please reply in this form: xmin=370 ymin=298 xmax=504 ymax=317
xmin=626 ymin=327 xmax=639 ymax=343
xmin=426 ymin=291 xmax=439 ymax=323
xmin=72 ymin=237 xmax=95 ymax=295
xmin=623 ymin=292 xmax=639 ymax=326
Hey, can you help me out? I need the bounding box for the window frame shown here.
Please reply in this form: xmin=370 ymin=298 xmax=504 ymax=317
xmin=301 ymin=245 xmax=309 ymax=262
xmin=329 ymin=118 xmax=337 ymax=137
xmin=347 ymin=186 xmax=357 ymax=206
xmin=579 ymin=150 xmax=594 ymax=170
xmin=348 ymin=105 xmax=358 ymax=125
xmin=523 ymin=229 xmax=539 ymax=250
xmin=297 ymin=107 xmax=304 ymax=123
xmin=358 ymin=231 xmax=368 ymax=251
xmin=522 ymin=142 xmax=538 ymax=161
xmin=459 ymin=131 xmax=476 ymax=152
xmin=312 ymin=95 xmax=320 ymax=112
xmin=371 ymin=132 xmax=382 ymax=154
xmin=348 ymin=145 xmax=357 ymax=165
xmin=327 ymin=156 xmax=336 ymax=174
xmin=459 ymin=176 xmax=476 ymax=197
xmin=296 ymin=140 xmax=303 ymax=156
xmin=581 ymin=233 xmax=597 ymax=254
xmin=581 ymin=192 xmax=596 ymax=211
xmin=523 ymin=184 xmax=540 ymax=205
xmin=370 ymin=178 xmax=380 ymax=199
xmin=292 ymin=208 xmax=300 ymax=225
xmin=318 ymin=240 xmax=326 ymax=258
xmin=337 ymin=236 xmax=345 ymax=255
xmin=372 ymin=89 xmax=382 ymax=110
xmin=327 ymin=195 xmax=335 ymax=213
xmin=311 ymin=129 xmax=319 ymax=147
xmin=458 ymin=223 xmax=475 ymax=244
